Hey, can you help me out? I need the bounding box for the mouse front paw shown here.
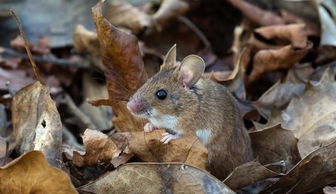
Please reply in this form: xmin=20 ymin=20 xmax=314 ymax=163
xmin=160 ymin=132 xmax=181 ymax=144
xmin=144 ymin=122 xmax=156 ymax=133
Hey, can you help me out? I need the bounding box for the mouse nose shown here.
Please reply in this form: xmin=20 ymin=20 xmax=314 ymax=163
xmin=127 ymin=98 xmax=146 ymax=114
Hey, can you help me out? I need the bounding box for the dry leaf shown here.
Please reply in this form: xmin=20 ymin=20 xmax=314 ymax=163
xmin=319 ymin=4 xmax=336 ymax=46
xmin=12 ymin=81 xmax=62 ymax=167
xmin=247 ymin=43 xmax=312 ymax=83
xmin=129 ymin=129 xmax=208 ymax=170
xmin=78 ymin=163 xmax=234 ymax=194
xmin=79 ymin=73 xmax=112 ymax=130
xmin=105 ymin=0 xmax=153 ymax=34
xmin=324 ymin=186 xmax=336 ymax=194
xmin=227 ymin=0 xmax=285 ymax=26
xmin=223 ymin=161 xmax=279 ymax=190
xmin=254 ymin=24 xmax=308 ymax=48
xmin=152 ymin=0 xmax=189 ymax=32
xmin=262 ymin=140 xmax=336 ymax=194
xmin=281 ymin=70 xmax=336 ymax=157
xmin=92 ymin=1 xmax=147 ymax=132
xmin=73 ymin=129 xmax=121 ymax=167
xmin=0 ymin=151 xmax=77 ymax=194
xmin=253 ymin=81 xmax=305 ymax=119
xmin=250 ymin=124 xmax=301 ymax=171
xmin=73 ymin=24 xmax=100 ymax=57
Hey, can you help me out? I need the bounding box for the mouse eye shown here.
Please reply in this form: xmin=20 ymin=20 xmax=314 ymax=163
xmin=155 ymin=89 xmax=167 ymax=100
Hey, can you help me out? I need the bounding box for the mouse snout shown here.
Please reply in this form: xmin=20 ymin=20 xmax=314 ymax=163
xmin=127 ymin=98 xmax=147 ymax=114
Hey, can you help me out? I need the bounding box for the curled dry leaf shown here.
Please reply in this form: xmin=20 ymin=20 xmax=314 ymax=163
xmin=250 ymin=124 xmax=301 ymax=172
xmin=12 ymin=81 xmax=62 ymax=167
xmin=92 ymin=1 xmax=147 ymax=132
xmin=129 ymin=129 xmax=208 ymax=170
xmin=262 ymin=140 xmax=336 ymax=194
xmin=254 ymin=24 xmax=308 ymax=48
xmin=78 ymin=163 xmax=234 ymax=194
xmin=105 ymin=0 xmax=152 ymax=34
xmin=73 ymin=24 xmax=100 ymax=57
xmin=253 ymin=81 xmax=305 ymax=119
xmin=0 ymin=151 xmax=77 ymax=194
xmin=247 ymin=43 xmax=312 ymax=83
xmin=223 ymin=161 xmax=279 ymax=190
xmin=73 ymin=129 xmax=121 ymax=167
xmin=281 ymin=70 xmax=336 ymax=158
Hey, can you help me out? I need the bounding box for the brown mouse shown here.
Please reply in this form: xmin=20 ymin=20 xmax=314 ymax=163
xmin=127 ymin=45 xmax=253 ymax=179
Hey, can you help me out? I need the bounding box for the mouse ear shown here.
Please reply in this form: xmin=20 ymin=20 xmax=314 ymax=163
xmin=160 ymin=44 xmax=177 ymax=71
xmin=178 ymin=55 xmax=205 ymax=88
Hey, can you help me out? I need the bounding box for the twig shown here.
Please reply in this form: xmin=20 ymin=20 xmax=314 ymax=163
xmin=64 ymin=93 xmax=97 ymax=130
xmin=178 ymin=16 xmax=211 ymax=49
xmin=10 ymin=9 xmax=43 ymax=84
xmin=0 ymin=46 xmax=90 ymax=69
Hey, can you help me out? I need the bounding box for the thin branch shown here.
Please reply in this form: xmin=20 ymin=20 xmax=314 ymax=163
xmin=64 ymin=93 xmax=97 ymax=130
xmin=0 ymin=47 xmax=90 ymax=69
xmin=178 ymin=16 xmax=211 ymax=49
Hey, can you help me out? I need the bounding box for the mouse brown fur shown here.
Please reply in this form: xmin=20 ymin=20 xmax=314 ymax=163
xmin=127 ymin=45 xmax=253 ymax=179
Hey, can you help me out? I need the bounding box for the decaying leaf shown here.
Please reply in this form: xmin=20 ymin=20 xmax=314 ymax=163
xmin=92 ymin=1 xmax=147 ymax=132
xmin=0 ymin=151 xmax=77 ymax=194
xmin=73 ymin=129 xmax=121 ymax=167
xmin=250 ymin=124 xmax=301 ymax=171
xmin=282 ymin=70 xmax=336 ymax=158
xmin=128 ymin=129 xmax=208 ymax=170
xmin=12 ymin=81 xmax=62 ymax=167
xmin=223 ymin=161 xmax=280 ymax=190
xmin=78 ymin=163 xmax=234 ymax=194
xmin=262 ymin=140 xmax=336 ymax=194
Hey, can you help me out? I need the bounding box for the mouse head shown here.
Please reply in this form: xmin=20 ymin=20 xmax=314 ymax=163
xmin=127 ymin=45 xmax=205 ymax=120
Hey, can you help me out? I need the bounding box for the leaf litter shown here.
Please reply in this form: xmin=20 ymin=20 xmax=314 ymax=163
xmin=1 ymin=0 xmax=336 ymax=193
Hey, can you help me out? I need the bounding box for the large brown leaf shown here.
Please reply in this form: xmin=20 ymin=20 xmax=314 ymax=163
xmin=92 ymin=1 xmax=147 ymax=132
xmin=281 ymin=71 xmax=336 ymax=157
xmin=262 ymin=140 xmax=336 ymax=194
xmin=223 ymin=161 xmax=279 ymax=190
xmin=78 ymin=163 xmax=234 ymax=194
xmin=0 ymin=151 xmax=77 ymax=194
xmin=249 ymin=124 xmax=301 ymax=172
xmin=12 ymin=81 xmax=62 ymax=167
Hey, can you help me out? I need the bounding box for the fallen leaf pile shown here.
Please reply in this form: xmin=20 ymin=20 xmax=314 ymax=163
xmin=1 ymin=0 xmax=336 ymax=193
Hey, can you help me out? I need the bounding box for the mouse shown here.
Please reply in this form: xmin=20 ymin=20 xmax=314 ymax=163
xmin=127 ymin=45 xmax=253 ymax=179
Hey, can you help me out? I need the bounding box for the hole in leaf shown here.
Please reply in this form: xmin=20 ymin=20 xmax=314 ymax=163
xmin=42 ymin=120 xmax=46 ymax=128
